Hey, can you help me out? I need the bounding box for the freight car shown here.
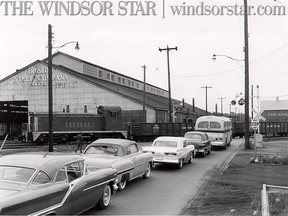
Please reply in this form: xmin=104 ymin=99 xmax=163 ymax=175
xmin=259 ymin=122 xmax=288 ymax=137
xmin=23 ymin=106 xmax=127 ymax=144
xmin=131 ymin=122 xmax=194 ymax=142
xmin=231 ymin=121 xmax=288 ymax=138
xmin=232 ymin=121 xmax=245 ymax=138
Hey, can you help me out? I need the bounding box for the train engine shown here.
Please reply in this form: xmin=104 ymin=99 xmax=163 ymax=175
xmin=23 ymin=106 xmax=127 ymax=144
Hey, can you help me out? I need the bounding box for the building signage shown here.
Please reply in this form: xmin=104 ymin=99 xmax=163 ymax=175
xmin=262 ymin=110 xmax=288 ymax=121
xmin=12 ymin=66 xmax=69 ymax=87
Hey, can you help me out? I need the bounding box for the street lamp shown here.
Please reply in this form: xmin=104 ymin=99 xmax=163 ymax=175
xmin=48 ymin=24 xmax=79 ymax=152
xmin=212 ymin=54 xmax=244 ymax=62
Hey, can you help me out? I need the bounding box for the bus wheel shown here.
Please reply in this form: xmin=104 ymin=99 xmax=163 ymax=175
xmin=224 ymin=139 xmax=227 ymax=149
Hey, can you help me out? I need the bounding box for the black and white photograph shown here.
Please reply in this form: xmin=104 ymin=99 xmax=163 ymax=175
xmin=0 ymin=0 xmax=288 ymax=215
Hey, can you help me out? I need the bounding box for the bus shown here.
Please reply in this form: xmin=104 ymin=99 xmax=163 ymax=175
xmin=195 ymin=116 xmax=232 ymax=149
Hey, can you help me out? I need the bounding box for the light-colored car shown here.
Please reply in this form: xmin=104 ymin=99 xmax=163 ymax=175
xmin=142 ymin=136 xmax=195 ymax=169
xmin=83 ymin=138 xmax=153 ymax=191
xmin=0 ymin=152 xmax=118 ymax=215
xmin=184 ymin=131 xmax=212 ymax=157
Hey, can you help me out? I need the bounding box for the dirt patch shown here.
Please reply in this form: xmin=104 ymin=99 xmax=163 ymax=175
xmin=181 ymin=139 xmax=288 ymax=216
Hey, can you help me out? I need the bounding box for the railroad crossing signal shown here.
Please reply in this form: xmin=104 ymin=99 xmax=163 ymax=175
xmin=238 ymin=98 xmax=245 ymax=106
xmin=231 ymin=100 xmax=236 ymax=105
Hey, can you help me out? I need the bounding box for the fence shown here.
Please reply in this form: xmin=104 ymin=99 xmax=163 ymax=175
xmin=261 ymin=184 xmax=288 ymax=216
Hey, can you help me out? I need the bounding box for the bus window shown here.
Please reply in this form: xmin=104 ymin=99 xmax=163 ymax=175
xmin=210 ymin=121 xmax=221 ymax=129
xmin=198 ymin=121 xmax=209 ymax=128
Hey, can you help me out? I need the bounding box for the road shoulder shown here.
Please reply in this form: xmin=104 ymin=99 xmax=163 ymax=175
xmin=181 ymin=138 xmax=288 ymax=216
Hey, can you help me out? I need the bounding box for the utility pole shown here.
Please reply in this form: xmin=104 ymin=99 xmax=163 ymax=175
xmin=159 ymin=45 xmax=177 ymax=123
xmin=201 ymin=86 xmax=212 ymax=116
xmin=48 ymin=24 xmax=53 ymax=152
xmin=142 ymin=65 xmax=146 ymax=123
xmin=218 ymin=97 xmax=226 ymax=115
xmin=228 ymin=103 xmax=232 ymax=117
xmin=244 ymin=0 xmax=250 ymax=149
xmin=251 ymin=85 xmax=254 ymax=119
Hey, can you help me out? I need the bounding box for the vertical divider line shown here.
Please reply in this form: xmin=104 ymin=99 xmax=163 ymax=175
xmin=163 ymin=0 xmax=165 ymax=18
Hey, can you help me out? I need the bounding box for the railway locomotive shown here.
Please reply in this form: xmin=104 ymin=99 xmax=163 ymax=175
xmin=23 ymin=106 xmax=127 ymax=144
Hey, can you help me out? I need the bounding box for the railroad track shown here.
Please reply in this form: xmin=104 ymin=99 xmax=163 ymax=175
xmin=1 ymin=141 xmax=36 ymax=150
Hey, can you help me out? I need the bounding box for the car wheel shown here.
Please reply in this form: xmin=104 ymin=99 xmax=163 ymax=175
xmin=177 ymin=159 xmax=183 ymax=169
xmin=202 ymin=151 xmax=206 ymax=157
xmin=151 ymin=162 xmax=156 ymax=170
xmin=118 ymin=180 xmax=127 ymax=191
xmin=97 ymin=184 xmax=111 ymax=210
xmin=143 ymin=163 xmax=151 ymax=179
xmin=188 ymin=154 xmax=193 ymax=164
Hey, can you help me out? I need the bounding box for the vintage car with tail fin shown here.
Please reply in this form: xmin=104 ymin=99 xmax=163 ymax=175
xmin=0 ymin=152 xmax=117 ymax=215
xmin=83 ymin=138 xmax=153 ymax=191
xmin=142 ymin=136 xmax=195 ymax=169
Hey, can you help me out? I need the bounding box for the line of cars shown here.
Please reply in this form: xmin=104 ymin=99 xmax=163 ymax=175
xmin=0 ymin=131 xmax=212 ymax=215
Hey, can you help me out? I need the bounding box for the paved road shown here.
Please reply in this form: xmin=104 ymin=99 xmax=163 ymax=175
xmin=84 ymin=139 xmax=244 ymax=215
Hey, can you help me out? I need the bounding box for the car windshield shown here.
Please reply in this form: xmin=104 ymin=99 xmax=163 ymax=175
xmin=0 ymin=166 xmax=36 ymax=183
xmin=185 ymin=134 xmax=202 ymax=141
xmin=85 ymin=145 xmax=118 ymax=156
xmin=153 ymin=141 xmax=178 ymax=148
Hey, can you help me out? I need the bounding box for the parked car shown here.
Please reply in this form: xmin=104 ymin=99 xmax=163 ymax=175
xmin=0 ymin=152 xmax=118 ymax=215
xmin=142 ymin=136 xmax=195 ymax=169
xmin=83 ymin=138 xmax=153 ymax=191
xmin=184 ymin=131 xmax=212 ymax=157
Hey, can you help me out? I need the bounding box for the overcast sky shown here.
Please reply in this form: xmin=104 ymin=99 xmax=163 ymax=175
xmin=1 ymin=0 xmax=287 ymax=114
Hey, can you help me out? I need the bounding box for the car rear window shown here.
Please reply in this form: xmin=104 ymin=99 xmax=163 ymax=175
xmin=32 ymin=171 xmax=51 ymax=184
xmin=185 ymin=134 xmax=202 ymax=141
xmin=153 ymin=141 xmax=178 ymax=148
xmin=0 ymin=166 xmax=35 ymax=183
xmin=85 ymin=145 xmax=118 ymax=156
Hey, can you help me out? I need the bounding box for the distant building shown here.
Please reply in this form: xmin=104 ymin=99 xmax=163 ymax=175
xmin=261 ymin=99 xmax=288 ymax=121
xmin=0 ymin=52 xmax=206 ymax=138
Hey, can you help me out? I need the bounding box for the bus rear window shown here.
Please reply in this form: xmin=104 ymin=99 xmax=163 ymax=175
xmin=210 ymin=121 xmax=221 ymax=128
xmin=198 ymin=121 xmax=209 ymax=128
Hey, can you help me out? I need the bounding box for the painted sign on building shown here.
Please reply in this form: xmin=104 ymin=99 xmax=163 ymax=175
xmin=262 ymin=110 xmax=288 ymax=122
xmin=12 ymin=65 xmax=69 ymax=88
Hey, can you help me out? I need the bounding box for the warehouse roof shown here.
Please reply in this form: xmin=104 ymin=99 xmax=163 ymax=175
xmin=56 ymin=64 xmax=206 ymax=115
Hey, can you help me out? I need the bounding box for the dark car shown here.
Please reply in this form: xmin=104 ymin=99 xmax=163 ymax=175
xmin=0 ymin=152 xmax=118 ymax=215
xmin=184 ymin=131 xmax=212 ymax=157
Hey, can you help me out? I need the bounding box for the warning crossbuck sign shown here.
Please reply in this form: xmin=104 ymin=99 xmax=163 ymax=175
xmin=252 ymin=108 xmax=266 ymax=121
